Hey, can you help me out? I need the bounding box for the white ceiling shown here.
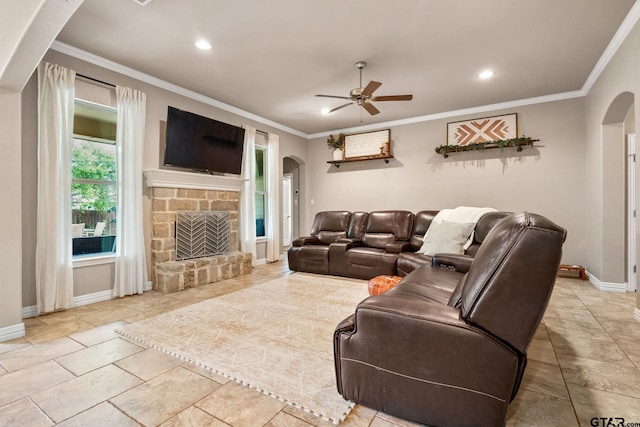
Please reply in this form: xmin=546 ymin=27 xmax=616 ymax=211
xmin=55 ymin=0 xmax=637 ymax=136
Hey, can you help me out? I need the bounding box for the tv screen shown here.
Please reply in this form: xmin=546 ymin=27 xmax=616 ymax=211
xmin=163 ymin=106 xmax=245 ymax=175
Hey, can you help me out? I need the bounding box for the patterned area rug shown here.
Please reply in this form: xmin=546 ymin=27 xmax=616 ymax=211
xmin=116 ymin=273 xmax=369 ymax=424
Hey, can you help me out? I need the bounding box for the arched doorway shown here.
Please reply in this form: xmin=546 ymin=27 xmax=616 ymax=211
xmin=283 ymin=156 xmax=305 ymax=246
xmin=602 ymin=92 xmax=635 ymax=291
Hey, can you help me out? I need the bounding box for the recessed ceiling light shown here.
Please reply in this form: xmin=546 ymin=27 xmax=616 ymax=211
xmin=195 ymin=40 xmax=212 ymax=50
xmin=478 ymin=70 xmax=494 ymax=79
xmin=321 ymin=108 xmax=331 ymax=115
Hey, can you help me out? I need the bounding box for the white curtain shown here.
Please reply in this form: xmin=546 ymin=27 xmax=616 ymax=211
xmin=240 ymin=126 xmax=257 ymax=265
xmin=35 ymin=62 xmax=75 ymax=314
xmin=113 ymin=86 xmax=148 ymax=297
xmin=266 ymin=133 xmax=280 ymax=262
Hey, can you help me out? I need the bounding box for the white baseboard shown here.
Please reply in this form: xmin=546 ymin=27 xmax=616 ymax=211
xmin=586 ymin=270 xmax=627 ymax=293
xmin=254 ymin=258 xmax=267 ymax=266
xmin=0 ymin=322 xmax=26 ymax=342
xmin=74 ymin=289 xmax=114 ymax=307
xmin=22 ymin=281 xmax=155 ymax=319
xmin=21 ymin=305 xmax=37 ymax=319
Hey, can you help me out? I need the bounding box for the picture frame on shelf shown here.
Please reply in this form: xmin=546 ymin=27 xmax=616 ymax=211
xmin=343 ymin=129 xmax=391 ymax=160
xmin=447 ymin=113 xmax=517 ymax=147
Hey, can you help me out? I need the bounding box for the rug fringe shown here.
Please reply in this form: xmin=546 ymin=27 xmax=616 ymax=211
xmin=115 ymin=328 xmax=355 ymax=425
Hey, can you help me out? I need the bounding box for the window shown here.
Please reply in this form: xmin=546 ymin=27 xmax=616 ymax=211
xmin=255 ymin=145 xmax=267 ymax=237
xmin=71 ymin=99 xmax=117 ymax=256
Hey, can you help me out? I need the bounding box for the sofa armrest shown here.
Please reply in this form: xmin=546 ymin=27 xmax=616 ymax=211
xmin=334 ymin=295 xmax=519 ymax=425
xmin=385 ymin=241 xmax=412 ymax=253
xmin=336 ymin=237 xmax=362 ymax=246
xmin=328 ymin=241 xmax=358 ymax=276
xmin=356 ymin=294 xmax=464 ymax=324
xmin=292 ymin=236 xmax=320 ymax=247
xmin=431 ymin=253 xmax=473 ymax=273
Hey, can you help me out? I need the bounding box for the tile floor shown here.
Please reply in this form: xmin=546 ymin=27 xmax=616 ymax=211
xmin=1 ymin=262 xmax=639 ymax=426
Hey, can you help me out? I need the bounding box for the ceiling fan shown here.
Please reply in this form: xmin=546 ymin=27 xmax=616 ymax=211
xmin=316 ymin=61 xmax=413 ymax=115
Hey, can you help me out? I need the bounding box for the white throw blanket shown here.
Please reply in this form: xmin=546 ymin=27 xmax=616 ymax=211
xmin=425 ymin=206 xmax=498 ymax=251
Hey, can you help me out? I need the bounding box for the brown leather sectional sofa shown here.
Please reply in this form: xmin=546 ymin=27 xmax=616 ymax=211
xmin=289 ymin=209 xmax=567 ymax=426
xmin=333 ymin=212 xmax=566 ymax=426
xmin=288 ymin=209 xmax=510 ymax=279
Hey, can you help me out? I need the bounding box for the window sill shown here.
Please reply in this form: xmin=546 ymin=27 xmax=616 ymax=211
xmin=73 ymin=253 xmax=116 ymax=268
xmin=256 ymin=237 xmax=268 ymax=244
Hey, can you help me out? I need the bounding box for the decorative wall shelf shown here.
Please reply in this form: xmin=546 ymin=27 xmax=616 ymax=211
xmin=434 ymin=137 xmax=538 ymax=158
xmin=327 ymin=155 xmax=393 ymax=168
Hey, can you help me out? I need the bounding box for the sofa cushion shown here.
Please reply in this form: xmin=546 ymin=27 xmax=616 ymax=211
xmin=361 ymin=211 xmax=414 ymax=249
xmin=410 ymin=210 xmax=439 ymax=251
xmin=316 ymin=230 xmax=346 ymax=245
xmin=418 ymin=220 xmax=475 ymax=256
xmin=396 ymin=252 xmax=432 ymax=276
xmin=310 ymin=211 xmax=351 ymax=236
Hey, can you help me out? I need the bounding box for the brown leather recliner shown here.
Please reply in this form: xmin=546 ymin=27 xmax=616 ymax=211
xmin=334 ymin=212 xmax=566 ymax=427
xmin=397 ymin=210 xmax=511 ymax=276
xmin=343 ymin=210 xmax=414 ymax=280
xmin=287 ymin=211 xmax=351 ymax=274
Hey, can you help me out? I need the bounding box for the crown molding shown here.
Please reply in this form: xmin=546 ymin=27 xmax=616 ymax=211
xmin=49 ymin=41 xmax=307 ymax=139
xmin=582 ymin=0 xmax=640 ymax=94
xmin=51 ymin=0 xmax=640 ymax=142
xmin=307 ymin=91 xmax=584 ymax=139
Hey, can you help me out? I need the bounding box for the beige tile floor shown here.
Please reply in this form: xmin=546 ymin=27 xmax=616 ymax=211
xmin=1 ymin=261 xmax=639 ymax=426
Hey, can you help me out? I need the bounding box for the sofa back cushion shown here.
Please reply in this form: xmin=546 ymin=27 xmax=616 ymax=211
xmin=348 ymin=212 xmax=369 ymax=239
xmin=409 ymin=210 xmax=439 ymax=251
xmin=361 ymin=210 xmax=414 ymax=249
xmin=457 ymin=212 xmax=566 ymax=353
xmin=310 ymin=211 xmax=352 ymax=244
xmin=465 ymin=211 xmax=511 ymax=256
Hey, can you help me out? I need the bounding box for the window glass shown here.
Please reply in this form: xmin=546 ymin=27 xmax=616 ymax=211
xmin=255 ymin=148 xmax=265 ymax=192
xmin=255 ymin=146 xmax=267 ymax=237
xmin=72 ymin=99 xmax=117 ymax=256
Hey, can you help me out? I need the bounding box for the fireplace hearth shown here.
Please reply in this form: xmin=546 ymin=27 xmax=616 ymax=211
xmin=146 ymin=174 xmax=251 ymax=293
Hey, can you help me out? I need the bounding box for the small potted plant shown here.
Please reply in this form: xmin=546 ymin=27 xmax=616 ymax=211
xmin=327 ymin=133 xmax=345 ymax=161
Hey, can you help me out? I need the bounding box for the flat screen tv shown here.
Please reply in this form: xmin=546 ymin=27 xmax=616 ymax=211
xmin=163 ymin=106 xmax=245 ymax=175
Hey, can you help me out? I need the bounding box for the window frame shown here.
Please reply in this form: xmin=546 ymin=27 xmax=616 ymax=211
xmin=71 ymin=99 xmax=118 ymax=260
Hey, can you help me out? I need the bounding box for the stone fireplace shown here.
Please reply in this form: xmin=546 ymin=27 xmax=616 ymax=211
xmin=145 ymin=169 xmax=252 ymax=293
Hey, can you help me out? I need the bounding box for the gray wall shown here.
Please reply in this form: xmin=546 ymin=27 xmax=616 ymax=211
xmin=0 ymin=92 xmax=23 ymax=330
xmin=584 ymin=17 xmax=639 ymax=310
xmin=307 ymin=98 xmax=586 ymax=265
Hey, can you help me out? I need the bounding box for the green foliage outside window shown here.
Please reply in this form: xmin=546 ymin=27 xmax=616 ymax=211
xmin=71 ymin=139 xmax=117 ymax=215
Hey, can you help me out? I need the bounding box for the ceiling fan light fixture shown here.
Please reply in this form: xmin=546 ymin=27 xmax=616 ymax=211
xmin=478 ymin=70 xmax=495 ymax=79
xmin=320 ymin=108 xmax=331 ymax=115
xmin=314 ymin=60 xmax=413 ymax=116
xmin=195 ymin=40 xmax=212 ymax=50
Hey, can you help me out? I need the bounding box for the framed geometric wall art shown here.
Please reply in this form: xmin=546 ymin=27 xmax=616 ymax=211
xmin=447 ymin=113 xmax=518 ymax=146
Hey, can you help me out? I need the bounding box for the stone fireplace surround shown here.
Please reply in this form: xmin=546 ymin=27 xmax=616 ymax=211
xmin=145 ymin=169 xmax=252 ymax=293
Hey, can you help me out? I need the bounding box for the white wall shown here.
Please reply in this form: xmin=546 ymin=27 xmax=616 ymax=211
xmin=307 ymin=98 xmax=586 ymax=265
xmin=0 ymin=92 xmax=24 ymax=338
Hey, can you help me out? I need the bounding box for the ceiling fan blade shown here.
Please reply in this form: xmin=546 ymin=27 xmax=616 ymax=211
xmin=329 ymin=102 xmax=354 ymax=113
xmin=373 ymin=94 xmax=413 ymax=102
xmin=362 ymin=102 xmax=380 ymax=115
xmin=315 ymin=94 xmax=352 ymax=100
xmin=361 ymin=81 xmax=382 ymax=97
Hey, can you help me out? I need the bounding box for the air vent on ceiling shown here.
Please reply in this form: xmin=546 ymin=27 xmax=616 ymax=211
xmin=131 ymin=0 xmax=153 ymax=5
